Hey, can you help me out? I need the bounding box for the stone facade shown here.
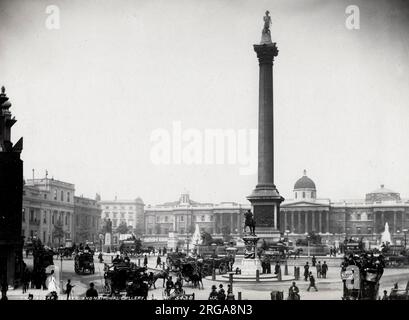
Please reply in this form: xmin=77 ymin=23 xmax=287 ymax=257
xmin=74 ymin=196 xmax=102 ymax=243
xmin=280 ymin=171 xmax=409 ymax=243
xmin=144 ymin=193 xmax=250 ymax=242
xmin=23 ymin=178 xmax=75 ymax=246
xmin=100 ymin=198 xmax=145 ymax=231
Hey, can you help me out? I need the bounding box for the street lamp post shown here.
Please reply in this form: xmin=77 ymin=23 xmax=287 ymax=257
xmin=60 ymin=255 xmax=64 ymax=294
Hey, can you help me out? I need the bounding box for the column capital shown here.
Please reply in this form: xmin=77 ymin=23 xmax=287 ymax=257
xmin=254 ymin=43 xmax=279 ymax=64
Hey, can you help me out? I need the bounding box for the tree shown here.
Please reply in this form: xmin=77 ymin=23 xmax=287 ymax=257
xmin=53 ymin=220 xmax=65 ymax=245
xmin=116 ymin=221 xmax=131 ymax=234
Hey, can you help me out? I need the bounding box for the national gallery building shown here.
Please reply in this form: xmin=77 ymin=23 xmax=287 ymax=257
xmin=280 ymin=170 xmax=409 ymax=243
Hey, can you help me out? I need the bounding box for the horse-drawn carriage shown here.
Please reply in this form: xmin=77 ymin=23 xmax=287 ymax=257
xmin=166 ymin=252 xmax=187 ymax=271
xmin=31 ymin=239 xmax=55 ymax=289
xmin=178 ymin=261 xmax=204 ymax=289
xmin=341 ymin=253 xmax=384 ymax=300
xmin=74 ymin=250 xmax=95 ymax=274
xmin=200 ymin=256 xmax=232 ymax=276
xmin=119 ymin=239 xmax=141 ymax=257
xmin=381 ymin=245 xmax=409 ymax=267
xmin=388 ymin=281 xmax=409 ymax=300
xmin=57 ymin=246 xmax=75 ymax=259
xmin=104 ymin=261 xmax=148 ymax=297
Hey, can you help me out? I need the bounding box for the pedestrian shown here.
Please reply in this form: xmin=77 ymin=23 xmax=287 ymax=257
xmin=274 ymin=262 xmax=280 ymax=275
xmin=307 ymin=272 xmax=318 ymax=291
xmin=159 ymin=248 xmax=162 ymax=256
xmin=46 ymin=270 xmax=58 ymax=296
xmin=316 ymin=261 xmax=322 ymax=278
xmin=321 ymin=261 xmax=328 ymax=279
xmin=144 ymin=254 xmax=148 ymax=267
xmin=312 ymin=255 xmax=316 ymax=267
xmin=85 ymin=282 xmax=98 ymax=299
xmin=65 ymin=279 xmax=74 ymax=300
xmin=217 ymin=284 xmax=226 ymax=300
xmin=22 ymin=268 xmax=30 ymax=294
xmin=288 ymin=281 xmax=300 ymax=300
xmin=208 ymin=285 xmax=218 ymax=300
xmin=227 ymin=284 xmax=235 ymax=300
xmin=165 ymin=276 xmax=174 ymax=296
xmin=175 ymin=276 xmax=183 ymax=294
xmin=156 ymin=255 xmax=162 ymax=268
xmin=381 ymin=290 xmax=388 ymax=300
xmin=98 ymin=252 xmax=104 ymax=263
xmin=304 ymin=262 xmax=310 ymax=281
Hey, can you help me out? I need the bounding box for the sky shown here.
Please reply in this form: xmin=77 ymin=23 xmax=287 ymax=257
xmin=1 ymin=0 xmax=409 ymax=205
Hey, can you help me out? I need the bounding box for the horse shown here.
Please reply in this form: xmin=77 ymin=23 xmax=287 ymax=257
xmin=286 ymin=248 xmax=303 ymax=260
xmin=149 ymin=270 xmax=170 ymax=289
xmin=244 ymin=211 xmax=256 ymax=235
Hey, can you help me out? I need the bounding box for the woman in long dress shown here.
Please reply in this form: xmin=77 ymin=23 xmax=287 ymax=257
xmin=46 ymin=270 xmax=59 ymax=294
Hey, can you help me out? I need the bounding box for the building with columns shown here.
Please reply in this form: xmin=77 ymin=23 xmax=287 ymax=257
xmin=280 ymin=170 xmax=409 ymax=243
xmin=22 ymin=175 xmax=103 ymax=246
xmin=23 ymin=177 xmax=75 ymax=246
xmin=143 ymin=192 xmax=250 ymax=247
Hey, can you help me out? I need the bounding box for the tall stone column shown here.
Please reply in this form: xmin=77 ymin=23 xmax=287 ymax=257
xmin=291 ymin=212 xmax=294 ymax=233
xmin=297 ymin=213 xmax=301 ymax=234
xmin=326 ymin=212 xmax=330 ymax=233
xmin=312 ymin=211 xmax=315 ymax=232
xmin=247 ymin=15 xmax=283 ymax=241
xmin=319 ymin=211 xmax=322 ymax=233
xmin=393 ymin=211 xmax=397 ymax=233
xmin=304 ymin=212 xmax=308 ymax=233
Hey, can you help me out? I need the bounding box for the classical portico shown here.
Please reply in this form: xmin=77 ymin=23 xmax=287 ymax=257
xmin=281 ymin=208 xmax=330 ymax=234
xmin=280 ymin=170 xmax=331 ymax=235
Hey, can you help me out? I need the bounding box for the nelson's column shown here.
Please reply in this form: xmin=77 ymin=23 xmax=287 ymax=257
xmin=247 ymin=11 xmax=284 ymax=242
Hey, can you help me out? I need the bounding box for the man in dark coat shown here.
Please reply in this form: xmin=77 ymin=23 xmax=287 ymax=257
xmin=165 ymin=276 xmax=174 ymax=296
xmin=274 ymin=262 xmax=281 ymax=275
xmin=85 ymin=282 xmax=98 ymax=299
xmin=156 ymin=256 xmax=162 ymax=268
xmin=217 ymin=284 xmax=226 ymax=300
xmin=304 ymin=262 xmax=310 ymax=281
xmin=208 ymin=285 xmax=218 ymax=300
xmin=321 ymin=261 xmax=328 ymax=279
xmin=307 ymin=272 xmax=318 ymax=291
xmin=288 ymin=281 xmax=300 ymax=300
xmin=144 ymin=254 xmax=148 ymax=267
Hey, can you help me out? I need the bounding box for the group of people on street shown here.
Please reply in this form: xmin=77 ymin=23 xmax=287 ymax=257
xmin=208 ymin=283 xmax=233 ymax=300
xmin=309 ymin=257 xmax=329 ymax=279
xmin=164 ymin=275 xmax=184 ymax=296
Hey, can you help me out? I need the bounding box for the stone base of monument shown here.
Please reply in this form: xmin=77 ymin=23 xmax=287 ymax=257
xmin=240 ymin=258 xmax=262 ymax=275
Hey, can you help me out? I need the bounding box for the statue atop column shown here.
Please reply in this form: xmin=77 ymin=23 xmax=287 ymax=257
xmin=260 ymin=10 xmax=273 ymax=45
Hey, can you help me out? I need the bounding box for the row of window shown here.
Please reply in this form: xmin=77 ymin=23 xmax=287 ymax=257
xmin=105 ymin=206 xmax=135 ymax=210
xmin=51 ymin=189 xmax=71 ymax=202
xmin=104 ymin=212 xmax=135 ymax=219
xmin=22 ymin=208 xmax=71 ymax=226
xmin=295 ymin=191 xmax=316 ymax=199
xmin=149 ymin=215 xmax=213 ymax=223
xmin=75 ymin=215 xmax=99 ymax=228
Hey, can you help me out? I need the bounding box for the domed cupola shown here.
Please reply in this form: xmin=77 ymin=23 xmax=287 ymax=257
xmin=293 ymin=169 xmax=316 ymax=201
